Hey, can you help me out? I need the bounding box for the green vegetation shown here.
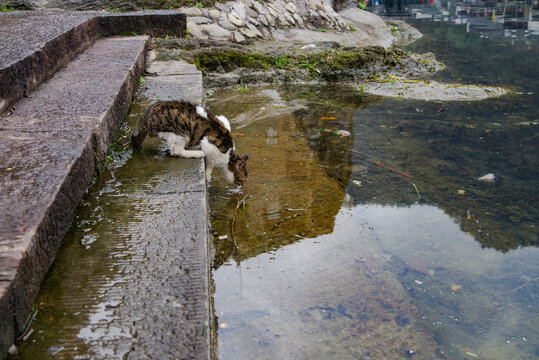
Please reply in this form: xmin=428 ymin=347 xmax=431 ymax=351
xmin=0 ymin=4 xmax=16 ymax=11
xmin=236 ymin=84 xmax=249 ymax=92
xmin=358 ymin=0 xmax=367 ymax=10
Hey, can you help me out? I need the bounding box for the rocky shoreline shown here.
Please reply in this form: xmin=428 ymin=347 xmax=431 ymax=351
xmin=6 ymin=0 xmax=509 ymax=100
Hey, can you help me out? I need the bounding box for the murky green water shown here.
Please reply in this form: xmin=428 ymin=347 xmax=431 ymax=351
xmin=13 ymin=3 xmax=538 ymax=360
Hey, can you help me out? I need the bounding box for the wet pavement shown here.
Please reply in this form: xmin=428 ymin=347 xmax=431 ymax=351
xmin=10 ymin=58 xmax=211 ymax=359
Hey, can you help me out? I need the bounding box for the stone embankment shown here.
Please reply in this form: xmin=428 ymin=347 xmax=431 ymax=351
xmin=181 ymin=0 xmax=389 ymax=45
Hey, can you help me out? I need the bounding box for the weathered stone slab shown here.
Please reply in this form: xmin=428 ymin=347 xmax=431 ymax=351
xmin=0 ymin=10 xmax=185 ymax=116
xmin=139 ymin=60 xmax=203 ymax=105
xmin=0 ymin=35 xmax=149 ymax=359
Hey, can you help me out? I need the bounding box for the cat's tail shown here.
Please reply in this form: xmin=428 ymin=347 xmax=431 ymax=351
xmin=131 ymin=126 xmax=147 ymax=147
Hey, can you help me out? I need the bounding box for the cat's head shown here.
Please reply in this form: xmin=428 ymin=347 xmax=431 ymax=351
xmin=228 ymin=153 xmax=249 ymax=187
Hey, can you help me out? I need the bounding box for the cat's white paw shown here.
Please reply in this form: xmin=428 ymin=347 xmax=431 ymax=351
xmin=186 ymin=150 xmax=206 ymax=158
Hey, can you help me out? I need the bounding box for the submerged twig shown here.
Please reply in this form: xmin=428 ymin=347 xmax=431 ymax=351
xmin=351 ymin=149 xmax=412 ymax=178
xmin=272 ymin=213 xmax=303 ymax=230
xmin=512 ymin=276 xmax=539 ymax=292
xmin=231 ymin=193 xmax=250 ymax=247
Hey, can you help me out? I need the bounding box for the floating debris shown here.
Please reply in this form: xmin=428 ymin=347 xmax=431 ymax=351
xmin=450 ymin=284 xmax=462 ymax=291
xmin=335 ymin=130 xmax=351 ymax=137
xmin=478 ymin=173 xmax=495 ymax=182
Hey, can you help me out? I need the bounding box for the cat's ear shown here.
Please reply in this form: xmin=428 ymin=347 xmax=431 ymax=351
xmin=242 ymin=154 xmax=249 ymax=161
xmin=235 ymin=158 xmax=246 ymax=171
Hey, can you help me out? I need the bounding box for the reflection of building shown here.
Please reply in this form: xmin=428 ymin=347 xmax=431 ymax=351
xmin=368 ymin=0 xmax=539 ymax=37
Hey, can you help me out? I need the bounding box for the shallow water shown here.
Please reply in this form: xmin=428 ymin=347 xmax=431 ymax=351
xmin=12 ymin=2 xmax=538 ymax=359
xmin=207 ymin=5 xmax=538 ymax=359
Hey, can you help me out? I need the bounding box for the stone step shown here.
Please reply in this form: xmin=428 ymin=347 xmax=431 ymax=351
xmin=0 ymin=9 xmax=186 ymax=115
xmin=0 ymin=35 xmax=149 ymax=358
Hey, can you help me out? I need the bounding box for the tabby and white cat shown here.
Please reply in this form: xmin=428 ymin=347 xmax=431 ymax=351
xmin=132 ymin=100 xmax=248 ymax=186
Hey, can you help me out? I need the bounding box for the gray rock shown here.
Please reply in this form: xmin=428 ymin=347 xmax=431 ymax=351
xmin=228 ymin=12 xmax=244 ymax=27
xmin=208 ymin=9 xmax=221 ymax=20
xmin=249 ymin=17 xmax=260 ymax=26
xmin=219 ymin=16 xmax=238 ymax=31
xmin=246 ymin=7 xmax=258 ymax=19
xmin=189 ymin=16 xmax=212 ymax=25
xmin=266 ymin=12 xmax=276 ymax=27
xmin=268 ymin=1 xmax=287 ymax=14
xmin=231 ymin=2 xmax=247 ymax=20
xmin=306 ymin=1 xmax=318 ymax=11
xmin=258 ymin=14 xmax=269 ymax=27
xmin=201 ymin=23 xmax=232 ymax=39
xmin=179 ymin=6 xmax=204 ymax=16
xmin=318 ymin=10 xmax=330 ymax=21
xmin=215 ymin=3 xmax=231 ymax=12
xmin=252 ymin=1 xmax=266 ymax=15
xmin=187 ymin=21 xmax=208 ymax=39
xmin=266 ymin=5 xmax=279 ymax=19
xmin=239 ymin=26 xmax=263 ymax=38
xmin=293 ymin=13 xmax=304 ymax=27
xmin=276 ymin=12 xmax=288 ymax=26
xmin=284 ymin=13 xmax=295 ymax=25
xmin=259 ymin=26 xmax=272 ymax=39
xmin=284 ymin=2 xmax=298 ymax=13
xmin=232 ymin=31 xmax=247 ymax=43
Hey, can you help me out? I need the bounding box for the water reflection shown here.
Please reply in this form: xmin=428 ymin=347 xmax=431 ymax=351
xmin=207 ymin=82 xmax=538 ymax=359
xmin=370 ymin=0 xmax=539 ymax=37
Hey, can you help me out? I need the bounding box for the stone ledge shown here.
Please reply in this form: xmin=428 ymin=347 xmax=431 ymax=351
xmin=0 ymin=10 xmax=186 ymax=115
xmin=0 ymin=35 xmax=149 ymax=359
